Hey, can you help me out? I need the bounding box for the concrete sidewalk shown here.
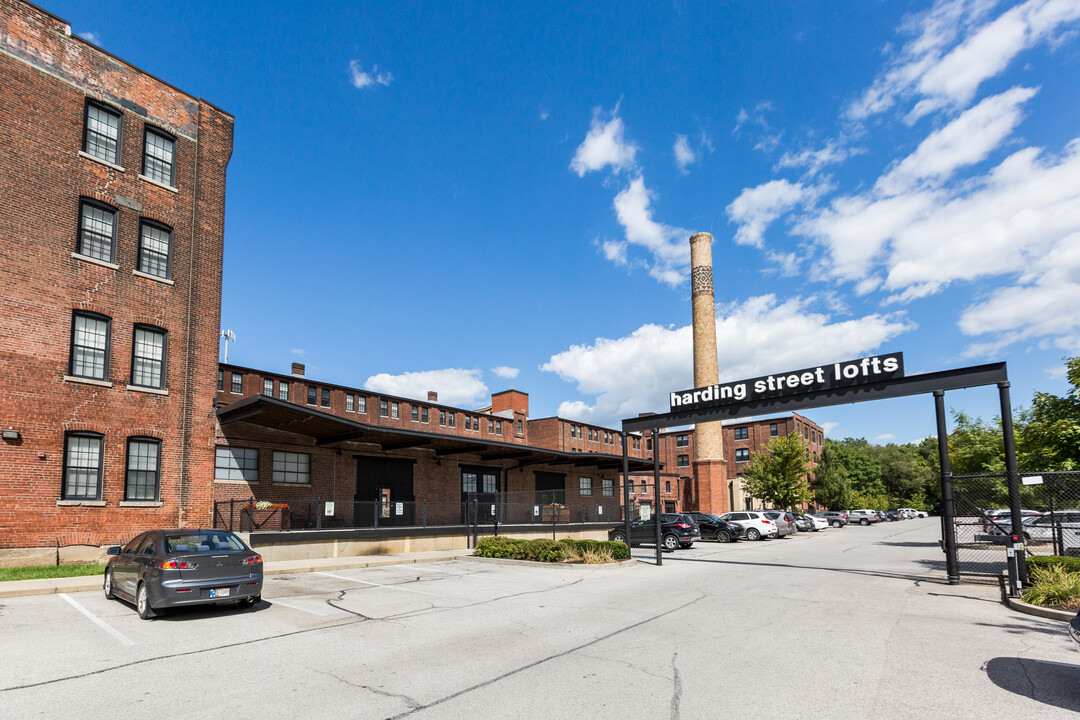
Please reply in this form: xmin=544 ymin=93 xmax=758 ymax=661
xmin=0 ymin=548 xmax=475 ymax=599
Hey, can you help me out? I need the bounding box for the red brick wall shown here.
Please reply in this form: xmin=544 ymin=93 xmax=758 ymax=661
xmin=0 ymin=0 xmax=231 ymax=549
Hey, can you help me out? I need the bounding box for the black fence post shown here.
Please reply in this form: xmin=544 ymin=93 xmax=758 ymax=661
xmin=228 ymin=499 xmax=234 ymax=532
xmin=423 ymin=501 xmax=427 ymax=528
xmin=999 ymin=381 xmax=1028 ymax=587
xmin=934 ymin=391 xmax=960 ymax=585
xmin=316 ymin=498 xmax=322 ymax=531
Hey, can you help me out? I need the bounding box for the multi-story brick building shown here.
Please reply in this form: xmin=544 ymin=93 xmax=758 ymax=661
xmin=0 ymin=0 xmax=232 ymax=563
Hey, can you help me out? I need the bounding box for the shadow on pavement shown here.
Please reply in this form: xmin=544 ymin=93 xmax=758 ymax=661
xmin=874 ymin=541 xmax=941 ymax=548
xmin=984 ymin=656 xmax=1080 ymax=711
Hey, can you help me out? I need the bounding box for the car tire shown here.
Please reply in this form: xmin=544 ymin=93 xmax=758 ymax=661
xmin=746 ymin=527 xmax=761 ymax=541
xmin=611 ymin=532 xmax=626 ymax=544
xmin=716 ymin=530 xmax=731 ymax=543
xmin=103 ymin=569 xmax=115 ymax=600
xmin=136 ymin=581 xmax=156 ymax=620
xmin=860 ymin=518 xmax=870 ymax=526
xmin=662 ymin=534 xmax=680 ymax=551
xmin=831 ymin=520 xmax=842 ymax=528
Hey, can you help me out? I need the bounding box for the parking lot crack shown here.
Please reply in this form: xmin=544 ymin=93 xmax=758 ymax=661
xmin=308 ymin=666 xmax=421 ymax=709
xmin=670 ymin=651 xmax=682 ymax=720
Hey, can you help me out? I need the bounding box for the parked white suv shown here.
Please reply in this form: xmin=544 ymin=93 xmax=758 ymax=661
xmin=718 ymin=511 xmax=779 ymax=541
xmin=848 ymin=510 xmax=881 ymax=526
xmin=897 ymin=507 xmax=928 ymax=518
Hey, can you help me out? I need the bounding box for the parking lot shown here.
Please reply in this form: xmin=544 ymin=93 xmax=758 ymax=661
xmin=1 ymin=518 xmax=1077 ymax=718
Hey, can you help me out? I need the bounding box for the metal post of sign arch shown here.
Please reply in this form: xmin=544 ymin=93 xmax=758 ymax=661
xmin=620 ymin=354 xmax=1026 ymax=589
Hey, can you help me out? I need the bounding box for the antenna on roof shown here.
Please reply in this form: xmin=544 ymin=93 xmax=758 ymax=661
xmin=220 ymin=329 xmax=236 ymax=363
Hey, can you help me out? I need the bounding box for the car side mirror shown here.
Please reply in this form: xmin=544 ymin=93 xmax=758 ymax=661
xmin=106 ymin=546 xmax=120 ymax=555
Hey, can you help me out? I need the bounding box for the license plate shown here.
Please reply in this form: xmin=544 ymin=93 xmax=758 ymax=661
xmin=209 ymin=587 xmax=230 ymax=598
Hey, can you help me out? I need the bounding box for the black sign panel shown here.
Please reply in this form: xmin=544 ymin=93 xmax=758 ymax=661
xmin=669 ymin=353 xmax=905 ymax=412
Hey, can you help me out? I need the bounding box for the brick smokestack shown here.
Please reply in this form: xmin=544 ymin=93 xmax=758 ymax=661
xmin=689 ymin=232 xmax=727 ymax=512
xmin=291 ymin=363 xmax=305 ymax=377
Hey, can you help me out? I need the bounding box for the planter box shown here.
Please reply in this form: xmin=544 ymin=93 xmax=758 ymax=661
xmin=246 ymin=508 xmax=290 ymax=531
xmin=541 ymin=505 xmax=569 ymax=522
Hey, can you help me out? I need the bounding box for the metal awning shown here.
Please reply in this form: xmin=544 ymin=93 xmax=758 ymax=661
xmin=217 ymin=394 xmax=655 ymax=472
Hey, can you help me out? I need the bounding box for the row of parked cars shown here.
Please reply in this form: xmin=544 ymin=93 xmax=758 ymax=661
xmin=979 ymin=508 xmax=1080 ymax=552
xmin=607 ymin=507 xmax=928 ymax=550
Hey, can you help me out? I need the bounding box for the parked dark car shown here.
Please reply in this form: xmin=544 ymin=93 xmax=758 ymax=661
xmin=819 ymin=511 xmax=849 ymax=528
xmin=608 ymin=513 xmax=701 ymax=551
xmin=687 ymin=512 xmax=743 ymax=543
xmin=885 ymin=510 xmax=903 ymax=522
xmin=104 ymin=529 xmax=263 ymax=619
xmin=1071 ymin=611 xmax=1080 ymax=652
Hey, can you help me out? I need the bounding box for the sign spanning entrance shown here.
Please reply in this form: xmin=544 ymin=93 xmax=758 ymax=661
xmin=669 ymin=353 xmax=904 ymax=412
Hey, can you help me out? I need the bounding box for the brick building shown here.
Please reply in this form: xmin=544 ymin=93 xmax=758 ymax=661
xmin=0 ymin=0 xmax=232 ymax=561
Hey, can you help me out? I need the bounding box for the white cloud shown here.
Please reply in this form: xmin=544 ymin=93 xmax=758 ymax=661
xmin=540 ymin=110 xmax=550 ymax=121
xmin=846 ymin=0 xmax=1080 ymax=122
xmin=612 ymin=176 xmax=691 ymax=285
xmin=726 ymin=179 xmax=823 ymax=248
xmin=78 ymin=31 xmax=100 ymax=45
xmin=674 ymin=134 xmax=696 ymax=173
xmin=876 ymin=86 xmax=1037 ymax=195
xmin=349 ymin=60 xmax=393 ymax=89
xmin=492 ymin=366 xmax=520 ymax=379
xmin=820 ymin=421 xmax=840 ymax=435
xmin=364 ymin=368 xmax=488 ymax=406
xmin=541 ymin=295 xmax=913 ymax=426
xmin=775 ymin=139 xmax=863 ymax=177
xmin=570 ymin=106 xmax=639 ymax=177
xmin=290 ymin=348 xmax=306 ymax=356
xmin=875 ymin=433 xmax=897 ymax=442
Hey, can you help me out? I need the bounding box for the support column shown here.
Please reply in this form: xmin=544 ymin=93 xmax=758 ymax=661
xmin=934 ymin=390 xmax=959 ymax=585
xmin=999 ymin=382 xmax=1027 ymax=586
xmin=689 ymin=232 xmax=727 ymax=513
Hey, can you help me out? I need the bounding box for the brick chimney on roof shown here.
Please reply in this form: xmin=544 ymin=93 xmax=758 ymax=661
xmin=291 ymin=363 xmax=305 ymax=377
xmin=428 ymin=391 xmax=438 ymax=402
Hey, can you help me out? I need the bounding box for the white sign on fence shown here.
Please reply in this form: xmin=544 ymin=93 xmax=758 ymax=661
xmin=395 ymin=502 xmax=404 ymax=515
xmin=598 ymin=506 xmax=603 ymax=515
xmin=324 ymin=501 xmax=335 ymax=516
xmin=533 ymin=505 xmax=540 ymax=516
xmin=1022 ymin=476 xmax=1044 ymax=485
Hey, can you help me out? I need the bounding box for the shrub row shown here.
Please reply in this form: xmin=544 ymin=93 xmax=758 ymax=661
xmin=1027 ymin=555 xmax=1080 ymax=575
xmin=474 ymin=536 xmax=629 ymax=563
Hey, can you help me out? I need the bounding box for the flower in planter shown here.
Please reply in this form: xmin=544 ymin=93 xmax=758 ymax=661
xmin=248 ymin=500 xmax=289 ymax=511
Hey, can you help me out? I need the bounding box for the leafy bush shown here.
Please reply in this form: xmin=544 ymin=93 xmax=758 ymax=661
xmin=1027 ymin=555 xmax=1080 ymax=575
xmin=473 ymin=536 xmax=627 ymax=562
xmin=1021 ymin=563 xmax=1080 ymax=610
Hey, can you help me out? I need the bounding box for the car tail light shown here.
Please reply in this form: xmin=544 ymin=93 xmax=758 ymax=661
xmin=242 ymin=555 xmax=262 ymax=565
xmin=160 ymin=560 xmax=196 ymax=569
xmin=676 ymin=522 xmax=692 ymax=529
xmin=761 ymin=519 xmax=772 ymax=524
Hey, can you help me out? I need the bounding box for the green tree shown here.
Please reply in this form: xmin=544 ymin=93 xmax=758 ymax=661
xmin=810 ymin=442 xmax=851 ymax=511
xmin=828 ymin=438 xmax=885 ymax=495
xmin=1018 ymin=356 xmax=1080 ymax=471
xmin=948 ymin=411 xmax=1005 ymax=475
xmin=866 ymin=443 xmax=935 ymax=499
xmin=741 ymin=431 xmax=812 ymax=510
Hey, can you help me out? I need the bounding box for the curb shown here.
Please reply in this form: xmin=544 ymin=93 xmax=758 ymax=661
xmin=461 ymin=556 xmax=636 ymax=570
xmin=1006 ymin=595 xmax=1076 ymax=622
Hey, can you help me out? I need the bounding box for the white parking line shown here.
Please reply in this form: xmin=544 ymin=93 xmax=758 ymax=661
xmin=407 ymin=564 xmax=467 ymax=576
xmin=269 ymin=598 xmax=329 ymax=616
xmin=316 ymin=571 xmax=443 ymax=597
xmin=59 ymin=593 xmax=135 ymax=646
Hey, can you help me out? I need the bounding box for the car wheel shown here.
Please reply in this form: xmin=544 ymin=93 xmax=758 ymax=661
xmin=611 ymin=532 xmax=626 ymax=544
xmin=831 ymin=521 xmax=842 ymax=528
xmin=103 ymin=569 xmax=115 ymax=600
xmin=136 ymin=581 xmax=156 ymax=620
xmin=746 ymin=527 xmax=761 ymax=541
xmin=860 ymin=518 xmax=870 ymax=526
xmin=662 ymin=534 xmax=680 ymax=551
xmin=716 ymin=530 xmax=731 ymax=543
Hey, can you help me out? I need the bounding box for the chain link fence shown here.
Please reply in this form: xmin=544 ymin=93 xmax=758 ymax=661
xmin=950 ymin=471 xmax=1080 ymax=581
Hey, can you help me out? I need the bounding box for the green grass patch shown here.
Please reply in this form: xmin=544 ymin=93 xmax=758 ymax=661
xmin=0 ymin=564 xmax=106 ymax=582
xmin=1021 ymin=563 xmax=1080 ymax=610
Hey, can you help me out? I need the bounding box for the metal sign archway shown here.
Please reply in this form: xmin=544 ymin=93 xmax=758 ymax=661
xmin=620 ymin=360 xmax=1026 ymax=588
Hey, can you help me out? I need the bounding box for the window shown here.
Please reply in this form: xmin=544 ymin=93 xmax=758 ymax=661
xmin=495 ymin=420 xmax=502 ymax=435
xmin=421 ymin=407 xmax=429 ymax=423
xmin=488 ymin=419 xmax=494 ymax=433
xmin=230 ymin=372 xmax=242 ymax=394
xmin=215 ymin=446 xmax=258 ymax=482
xmin=633 ymin=436 xmax=640 ymax=449
xmin=63 ymin=432 xmax=103 ymax=500
xmin=602 ymin=478 xmax=614 ymax=497
xmin=308 ymin=387 xmax=318 ymax=405
xmin=278 ymin=381 xmax=289 ymax=401
xmin=217 ymin=370 xmax=223 ymax=391
xmin=391 ymin=402 xmax=399 ymax=419
xmin=83 ymin=101 xmax=122 ymax=165
xmin=804 ymin=426 xmax=809 ymax=439
xmin=77 ymin=199 xmax=117 ymax=263
xmin=464 ymin=416 xmax=472 ymax=431
xmin=137 ymin=220 xmax=172 ymax=279
xmin=321 ymin=388 xmax=330 ymax=407
xmin=676 ymin=454 xmax=689 ymax=467
xmin=734 ymin=427 xmax=749 ymax=440
xmin=579 ymin=477 xmax=592 ymax=496
xmin=665 ymin=481 xmax=671 ymax=493
xmin=448 ymin=412 xmax=455 ymax=428
xmin=143 ymin=127 xmax=176 ymax=186
xmin=262 ymin=379 xmax=274 ymax=396
xmin=70 ymin=311 xmax=110 ymax=381
xmin=273 ymin=451 xmax=310 ymax=484
xmin=125 ymin=438 xmax=160 ymax=501
xmin=646 ymin=439 xmax=653 ymax=451
xmin=770 ymin=423 xmax=778 ymax=437
xmin=411 ymin=405 xmax=419 ymax=422
xmin=676 ymin=434 xmax=688 ymax=447
xmin=516 ymin=419 xmax=522 ymax=435
xmin=439 ymin=410 xmax=446 ymax=426
xmin=380 ymin=400 xmax=388 ymax=417
xmin=346 ymin=394 xmax=354 ymax=412
xmin=735 ymin=448 xmax=750 ymax=462
xmin=357 ymin=396 xmax=366 ymax=413
xmin=130 ymin=326 xmax=166 ymax=389
xmin=629 ymin=480 xmax=635 ymax=495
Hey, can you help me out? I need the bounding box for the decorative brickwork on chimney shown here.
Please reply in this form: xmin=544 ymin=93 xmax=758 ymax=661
xmin=291 ymin=363 xmax=305 ymax=377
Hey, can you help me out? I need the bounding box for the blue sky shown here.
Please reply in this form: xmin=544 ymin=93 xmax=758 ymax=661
xmin=57 ymin=0 xmax=1080 ymax=444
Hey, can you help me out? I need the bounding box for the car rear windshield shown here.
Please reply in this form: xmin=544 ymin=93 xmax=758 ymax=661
xmin=166 ymin=533 xmax=245 ymax=553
